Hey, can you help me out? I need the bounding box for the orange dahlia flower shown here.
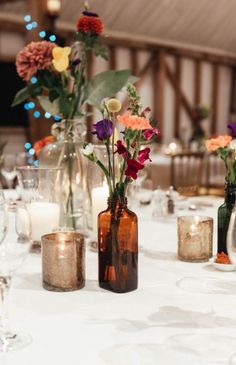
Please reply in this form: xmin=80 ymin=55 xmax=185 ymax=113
xmin=117 ymin=113 xmax=152 ymax=130
xmin=77 ymin=11 xmax=103 ymax=34
xmin=206 ymin=135 xmax=232 ymax=151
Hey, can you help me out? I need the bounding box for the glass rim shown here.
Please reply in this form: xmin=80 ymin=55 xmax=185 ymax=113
xmin=41 ymin=231 xmax=84 ymax=242
xmin=177 ymin=215 xmax=213 ymax=223
xmin=15 ymin=166 xmax=63 ymax=171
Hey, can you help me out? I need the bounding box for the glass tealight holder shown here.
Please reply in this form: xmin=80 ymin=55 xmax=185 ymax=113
xmin=41 ymin=231 xmax=85 ymax=291
xmin=16 ymin=166 xmax=62 ymax=253
xmin=177 ymin=216 xmax=213 ymax=262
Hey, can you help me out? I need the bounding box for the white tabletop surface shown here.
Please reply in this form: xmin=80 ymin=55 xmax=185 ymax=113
xmin=2 ymin=193 xmax=236 ymax=365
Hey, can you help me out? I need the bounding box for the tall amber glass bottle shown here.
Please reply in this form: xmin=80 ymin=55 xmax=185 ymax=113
xmin=98 ymin=197 xmax=138 ymax=293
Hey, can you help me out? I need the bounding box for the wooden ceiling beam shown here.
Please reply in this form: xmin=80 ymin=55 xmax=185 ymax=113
xmin=1 ymin=14 xmax=236 ymax=66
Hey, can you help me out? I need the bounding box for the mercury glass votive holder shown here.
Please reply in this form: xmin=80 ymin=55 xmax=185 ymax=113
xmin=41 ymin=231 xmax=85 ymax=291
xmin=177 ymin=216 xmax=213 ymax=262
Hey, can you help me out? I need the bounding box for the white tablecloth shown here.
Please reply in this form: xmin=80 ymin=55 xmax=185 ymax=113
xmin=2 ymin=194 xmax=236 ymax=365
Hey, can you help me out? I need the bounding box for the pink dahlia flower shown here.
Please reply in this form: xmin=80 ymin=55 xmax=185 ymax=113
xmin=16 ymin=41 xmax=56 ymax=81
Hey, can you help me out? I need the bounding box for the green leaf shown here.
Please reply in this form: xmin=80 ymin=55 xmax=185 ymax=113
xmin=37 ymin=96 xmax=60 ymax=116
xmin=94 ymin=44 xmax=108 ymax=60
xmin=11 ymin=87 xmax=29 ymax=106
xmin=49 ymin=89 xmax=60 ymax=102
xmin=86 ymin=70 xmax=139 ymax=107
xmin=29 ymin=85 xmax=43 ymax=98
xmin=58 ymin=96 xmax=72 ymax=117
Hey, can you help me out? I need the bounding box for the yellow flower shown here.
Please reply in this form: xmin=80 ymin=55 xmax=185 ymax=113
xmin=107 ymin=98 xmax=122 ymax=113
xmin=52 ymin=46 xmax=71 ymax=72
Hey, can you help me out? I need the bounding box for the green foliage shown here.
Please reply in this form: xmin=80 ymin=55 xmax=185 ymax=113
xmin=94 ymin=44 xmax=108 ymax=60
xmin=12 ymin=87 xmax=29 ymax=106
xmin=86 ymin=70 xmax=138 ymax=107
xmin=37 ymin=96 xmax=60 ymax=116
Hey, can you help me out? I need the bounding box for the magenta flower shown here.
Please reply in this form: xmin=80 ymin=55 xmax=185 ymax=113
xmin=93 ymin=119 xmax=113 ymax=140
xmin=228 ymin=123 xmax=236 ymax=138
xmin=125 ymin=159 xmax=144 ymax=180
xmin=114 ymin=140 xmax=127 ymax=158
xmin=143 ymin=128 xmax=159 ymax=141
xmin=138 ymin=147 xmax=151 ymax=164
xmin=16 ymin=41 xmax=56 ymax=81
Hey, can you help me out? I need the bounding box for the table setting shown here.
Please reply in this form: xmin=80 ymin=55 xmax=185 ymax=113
xmin=2 ymin=3 xmax=236 ymax=364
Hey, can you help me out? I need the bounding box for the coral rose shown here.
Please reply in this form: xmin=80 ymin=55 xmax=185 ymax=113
xmin=206 ymin=135 xmax=232 ymax=151
xmin=16 ymin=41 xmax=56 ymax=81
xmin=117 ymin=113 xmax=151 ymax=130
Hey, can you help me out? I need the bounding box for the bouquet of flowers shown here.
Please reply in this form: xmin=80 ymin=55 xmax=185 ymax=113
xmin=12 ymin=3 xmax=136 ymax=229
xmin=190 ymin=104 xmax=210 ymax=149
xmin=12 ymin=4 xmax=135 ymax=125
xmin=82 ymin=83 xmax=158 ymax=293
xmin=82 ymin=84 xmax=158 ymax=199
xmin=206 ymin=123 xmax=236 ymax=184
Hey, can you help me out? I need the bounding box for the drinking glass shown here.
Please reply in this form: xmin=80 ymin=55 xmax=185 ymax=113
xmin=16 ymin=166 xmax=62 ymax=253
xmin=0 ymin=191 xmax=8 ymax=245
xmin=227 ymin=207 xmax=236 ymax=264
xmin=0 ymin=154 xmax=17 ymax=189
xmin=0 ymin=202 xmax=31 ymax=352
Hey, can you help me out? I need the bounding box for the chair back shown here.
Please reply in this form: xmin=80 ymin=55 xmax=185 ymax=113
xmin=203 ymin=152 xmax=225 ymax=196
xmin=170 ymin=151 xmax=205 ymax=196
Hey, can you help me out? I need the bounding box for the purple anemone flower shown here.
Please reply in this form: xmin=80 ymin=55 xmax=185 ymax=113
xmin=228 ymin=123 xmax=236 ymax=138
xmin=93 ymin=119 xmax=113 ymax=140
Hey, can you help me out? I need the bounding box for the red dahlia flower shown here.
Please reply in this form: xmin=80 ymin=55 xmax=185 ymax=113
xmin=77 ymin=11 xmax=103 ymax=34
xmin=125 ymin=159 xmax=144 ymax=180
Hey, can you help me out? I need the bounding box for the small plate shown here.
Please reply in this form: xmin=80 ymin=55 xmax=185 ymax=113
xmin=209 ymin=257 xmax=236 ymax=272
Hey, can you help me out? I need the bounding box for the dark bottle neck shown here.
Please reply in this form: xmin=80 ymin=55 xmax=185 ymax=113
xmin=107 ymin=197 xmax=127 ymax=209
xmin=224 ymin=182 xmax=236 ymax=205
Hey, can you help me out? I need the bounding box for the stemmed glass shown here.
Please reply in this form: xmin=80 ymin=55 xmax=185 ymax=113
xmin=0 ymin=191 xmax=8 ymax=245
xmin=0 ymin=154 xmax=17 ymax=189
xmin=0 ymin=199 xmax=31 ymax=351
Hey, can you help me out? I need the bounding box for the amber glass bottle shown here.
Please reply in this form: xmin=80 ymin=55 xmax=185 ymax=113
xmin=98 ymin=197 xmax=138 ymax=293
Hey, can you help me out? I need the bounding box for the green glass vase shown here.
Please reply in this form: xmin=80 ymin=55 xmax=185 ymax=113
xmin=217 ymin=182 xmax=236 ymax=254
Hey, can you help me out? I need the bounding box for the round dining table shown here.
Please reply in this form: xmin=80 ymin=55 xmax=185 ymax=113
xmin=1 ymin=192 xmax=236 ymax=365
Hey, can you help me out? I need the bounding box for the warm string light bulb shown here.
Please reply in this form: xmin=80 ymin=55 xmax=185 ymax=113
xmin=46 ymin=0 xmax=61 ymax=16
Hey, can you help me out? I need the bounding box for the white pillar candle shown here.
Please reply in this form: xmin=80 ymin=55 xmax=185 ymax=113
xmin=28 ymin=202 xmax=60 ymax=242
xmin=91 ymin=184 xmax=109 ymax=240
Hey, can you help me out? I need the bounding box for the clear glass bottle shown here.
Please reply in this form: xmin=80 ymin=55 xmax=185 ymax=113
xmin=98 ymin=197 xmax=138 ymax=293
xmin=218 ymin=182 xmax=236 ymax=254
xmin=39 ymin=119 xmax=87 ymax=230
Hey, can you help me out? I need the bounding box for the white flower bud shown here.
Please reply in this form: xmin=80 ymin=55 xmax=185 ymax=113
xmin=82 ymin=143 xmax=94 ymax=156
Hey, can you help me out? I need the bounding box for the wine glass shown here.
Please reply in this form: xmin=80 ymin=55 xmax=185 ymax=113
xmin=0 ymin=154 xmax=17 ymax=189
xmin=0 ymin=202 xmax=31 ymax=352
xmin=0 ymin=191 xmax=8 ymax=245
xmin=226 ymin=207 xmax=236 ymax=264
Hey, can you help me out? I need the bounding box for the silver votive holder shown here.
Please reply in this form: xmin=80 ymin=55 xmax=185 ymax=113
xmin=177 ymin=216 xmax=213 ymax=262
xmin=41 ymin=231 xmax=85 ymax=291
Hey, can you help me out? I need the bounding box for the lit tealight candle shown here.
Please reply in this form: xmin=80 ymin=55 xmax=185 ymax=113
xmin=91 ymin=183 xmax=109 ymax=241
xmin=178 ymin=216 xmax=213 ymax=262
xmin=28 ymin=201 xmax=60 ymax=242
xmin=42 ymin=232 xmax=85 ymax=291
